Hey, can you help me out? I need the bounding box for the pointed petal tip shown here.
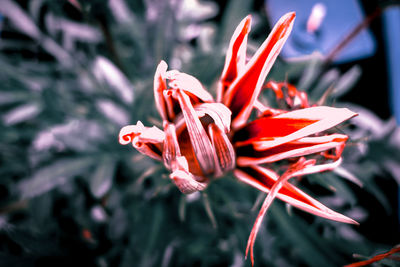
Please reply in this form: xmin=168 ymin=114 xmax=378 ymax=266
xmin=158 ymin=60 xmax=168 ymax=69
xmin=279 ymin=11 xmax=296 ymax=29
xmin=325 ymin=211 xmax=359 ymax=225
xmin=136 ymin=120 xmax=144 ymax=127
xmin=155 ymin=60 xmax=168 ymax=77
xmin=244 ymin=14 xmax=252 ymax=20
xmin=284 ymin=11 xmax=296 ymax=21
xmin=243 ymin=14 xmax=252 ymax=30
xmin=225 ymin=11 xmax=297 ymax=129
xmin=348 ymin=109 xmax=358 ymax=119
xmin=154 ymin=61 xmax=169 ymax=121
xmin=156 ymin=61 xmax=168 ymax=77
xmin=345 ymin=217 xmax=359 ymax=225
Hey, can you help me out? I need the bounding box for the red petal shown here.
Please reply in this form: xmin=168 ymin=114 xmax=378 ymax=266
xmin=166 ymin=70 xmax=214 ymax=103
xmin=265 ymin=81 xmax=310 ymax=109
xmin=194 ymin=103 xmax=232 ymax=133
xmin=119 ymin=121 xmax=164 ymax=160
xmin=218 ymin=15 xmax=252 ymax=102
xmin=253 ymin=99 xmax=285 ymax=117
xmin=237 ymin=134 xmax=348 ymax=166
xmin=223 ymin=12 xmax=296 ymax=129
xmin=245 ymin=158 xmax=311 ymax=266
xmin=162 ymin=122 xmax=209 ymax=194
xmin=237 ymin=162 xmax=357 ymax=265
xmin=208 ymin=123 xmax=236 ymax=177
xmin=234 ymin=165 xmax=358 ymax=224
xmin=162 ymin=122 xmax=182 ymax=170
xmin=245 ymin=158 xmax=350 ymax=265
xmin=153 ymin=61 xmax=169 ymax=121
xmin=154 ymin=62 xmax=214 ymax=122
xmin=234 ymin=106 xmax=357 ymax=149
xmin=176 ymin=90 xmax=215 ymax=175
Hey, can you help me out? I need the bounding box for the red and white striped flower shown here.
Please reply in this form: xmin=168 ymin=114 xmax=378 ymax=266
xmin=119 ymin=12 xmax=358 ymax=265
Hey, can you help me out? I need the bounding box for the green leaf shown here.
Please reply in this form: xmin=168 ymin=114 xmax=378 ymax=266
xmin=313 ymin=68 xmax=340 ymax=99
xmin=0 ymin=0 xmax=41 ymax=40
xmin=324 ymin=172 xmax=357 ymax=205
xmin=333 ymin=65 xmax=362 ymax=97
xmin=270 ymin=203 xmax=345 ymax=267
xmin=297 ymin=52 xmax=324 ymax=91
xmin=2 ymin=102 xmax=41 ymax=126
xmin=18 ymin=157 xmax=95 ymax=199
xmin=89 ymin=157 xmax=116 ymax=199
xmin=0 ymin=92 xmax=31 ymax=105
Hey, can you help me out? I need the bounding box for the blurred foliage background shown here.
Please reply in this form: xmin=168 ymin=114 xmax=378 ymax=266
xmin=0 ymin=0 xmax=399 ymax=266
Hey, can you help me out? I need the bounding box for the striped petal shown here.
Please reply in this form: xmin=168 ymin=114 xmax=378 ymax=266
xmin=162 ymin=122 xmax=182 ymax=170
xmin=208 ymin=123 xmax=236 ymax=177
xmin=119 ymin=121 xmax=164 ymax=160
xmin=245 ymin=159 xmax=310 ymax=266
xmin=218 ymin=15 xmax=252 ymax=102
xmin=237 ymin=134 xmax=348 ymax=166
xmin=194 ymin=103 xmax=232 ymax=133
xmin=234 ymin=106 xmax=357 ymax=149
xmin=175 ymin=90 xmax=215 ymax=176
xmin=223 ymin=12 xmax=296 ymax=129
xmin=243 ymin=158 xmax=356 ymax=265
xmin=234 ymin=165 xmax=358 ymax=224
xmin=236 ymin=163 xmax=356 ymax=265
xmin=154 ymin=61 xmax=214 ymax=122
xmin=170 ymin=168 xmax=208 ymax=194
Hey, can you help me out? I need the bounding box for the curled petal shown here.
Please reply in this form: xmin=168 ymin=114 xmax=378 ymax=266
xmin=234 ymin=106 xmax=357 ymax=149
xmin=234 ymin=165 xmax=358 ymax=224
xmin=218 ymin=15 xmax=252 ymax=102
xmin=237 ymin=134 xmax=348 ymax=166
xmin=223 ymin=12 xmax=296 ymax=129
xmin=166 ymin=70 xmax=214 ymax=103
xmin=194 ymin=103 xmax=232 ymax=133
xmin=245 ymin=158 xmax=349 ymax=265
xmin=170 ymin=168 xmax=208 ymax=194
xmin=176 ymin=90 xmax=216 ymax=176
xmin=245 ymin=158 xmax=312 ymax=266
xmin=154 ymin=62 xmax=214 ymax=122
xmin=119 ymin=121 xmax=164 ymax=160
xmin=237 ymin=163 xmax=357 ymax=264
xmin=208 ymin=123 xmax=236 ymax=177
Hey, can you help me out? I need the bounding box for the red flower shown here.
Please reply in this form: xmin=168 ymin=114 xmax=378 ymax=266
xmin=119 ymin=12 xmax=357 ymax=265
